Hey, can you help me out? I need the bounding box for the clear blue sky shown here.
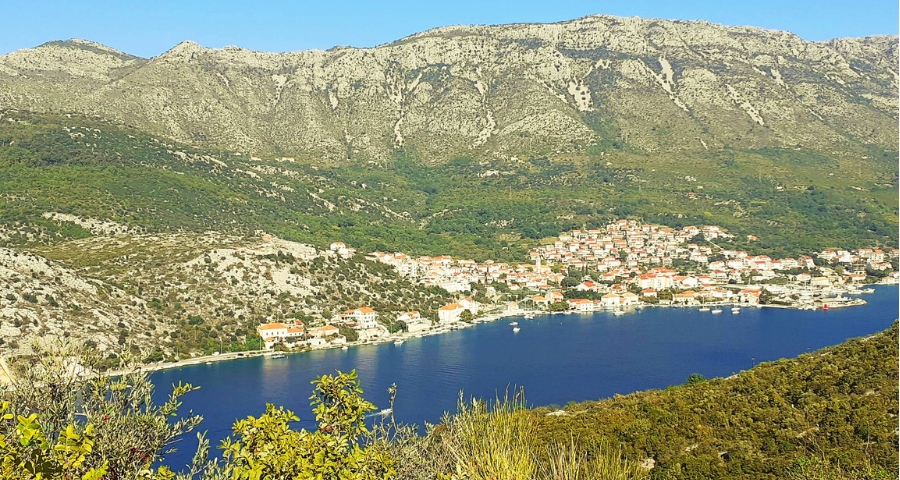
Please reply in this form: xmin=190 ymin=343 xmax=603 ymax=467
xmin=2 ymin=0 xmax=897 ymax=57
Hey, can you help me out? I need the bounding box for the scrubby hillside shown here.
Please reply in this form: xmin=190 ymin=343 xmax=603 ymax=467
xmin=0 ymin=230 xmax=451 ymax=358
xmin=529 ymin=323 xmax=899 ymax=479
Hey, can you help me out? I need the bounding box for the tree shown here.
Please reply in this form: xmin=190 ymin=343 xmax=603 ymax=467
xmin=0 ymin=343 xmax=206 ymax=479
xmin=460 ymin=310 xmax=474 ymax=323
xmin=548 ymin=301 xmax=569 ymax=312
xmin=339 ymin=325 xmax=359 ymax=342
xmin=219 ymin=370 xmax=394 ymax=479
xmin=685 ymin=373 xmax=707 ymax=385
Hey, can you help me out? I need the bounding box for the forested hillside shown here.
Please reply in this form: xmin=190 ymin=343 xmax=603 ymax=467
xmin=1 ymin=110 xmax=896 ymax=262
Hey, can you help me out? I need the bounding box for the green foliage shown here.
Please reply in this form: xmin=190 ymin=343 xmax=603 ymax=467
xmin=0 ymin=343 xmax=208 ymax=480
xmin=339 ymin=325 xmax=360 ymax=342
xmin=0 ymin=403 xmax=108 ymax=480
xmin=1 ymin=110 xmax=896 ymax=262
xmin=219 ymin=369 xmax=395 ymax=479
xmin=373 ymin=389 xmax=648 ymax=480
xmin=685 ymin=373 xmax=707 ymax=385
xmin=531 ymin=324 xmax=900 ymax=479
xmin=548 ymin=302 xmax=569 ymax=312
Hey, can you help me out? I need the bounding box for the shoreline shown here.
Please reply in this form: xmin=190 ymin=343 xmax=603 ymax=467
xmin=107 ymin=286 xmax=887 ymax=377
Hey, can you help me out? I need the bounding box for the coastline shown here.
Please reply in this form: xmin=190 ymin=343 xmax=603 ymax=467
xmin=108 ymin=285 xmax=888 ymax=378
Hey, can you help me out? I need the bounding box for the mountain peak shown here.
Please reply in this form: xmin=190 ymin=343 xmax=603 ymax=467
xmin=34 ymin=39 xmax=141 ymax=60
xmin=157 ymin=40 xmax=206 ymax=60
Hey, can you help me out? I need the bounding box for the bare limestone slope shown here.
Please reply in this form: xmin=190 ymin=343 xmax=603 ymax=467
xmin=0 ymin=224 xmax=450 ymax=358
xmin=0 ymin=15 xmax=896 ymax=163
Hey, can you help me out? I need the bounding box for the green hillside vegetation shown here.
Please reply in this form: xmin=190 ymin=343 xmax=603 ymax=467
xmin=1 ymin=110 xmax=897 ymax=262
xmin=528 ymin=322 xmax=899 ymax=479
xmin=2 ymin=324 xmax=896 ymax=480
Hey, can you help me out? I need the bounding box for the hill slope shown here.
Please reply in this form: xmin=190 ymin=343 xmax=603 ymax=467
xmin=529 ymin=323 xmax=899 ymax=479
xmin=1 ymin=109 xmax=897 ymax=260
xmin=0 ymin=16 xmax=896 ymax=163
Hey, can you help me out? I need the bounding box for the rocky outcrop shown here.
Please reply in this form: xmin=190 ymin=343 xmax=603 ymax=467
xmin=0 ymin=15 xmax=896 ymax=163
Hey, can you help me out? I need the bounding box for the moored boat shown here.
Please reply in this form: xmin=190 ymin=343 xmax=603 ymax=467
xmin=711 ymin=308 xmax=723 ymax=314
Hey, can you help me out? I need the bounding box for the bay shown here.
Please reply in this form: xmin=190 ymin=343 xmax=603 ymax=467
xmin=153 ymin=285 xmax=898 ymax=469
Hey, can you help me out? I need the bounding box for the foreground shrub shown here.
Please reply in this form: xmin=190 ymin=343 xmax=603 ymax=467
xmin=0 ymin=343 xmax=206 ymax=480
xmin=373 ymin=388 xmax=648 ymax=480
xmin=218 ymin=369 xmax=395 ymax=479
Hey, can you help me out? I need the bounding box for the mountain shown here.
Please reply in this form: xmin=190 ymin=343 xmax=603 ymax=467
xmin=0 ymin=16 xmax=896 ymax=163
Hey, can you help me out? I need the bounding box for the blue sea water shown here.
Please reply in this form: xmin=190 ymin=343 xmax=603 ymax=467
xmin=153 ymin=286 xmax=898 ymax=469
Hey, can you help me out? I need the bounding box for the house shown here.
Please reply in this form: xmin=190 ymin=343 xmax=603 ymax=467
xmin=531 ymin=296 xmax=549 ymax=308
xmin=459 ymin=297 xmax=481 ymax=315
xmin=257 ymin=322 xmax=289 ymax=349
xmin=641 ymin=289 xmax=657 ymax=298
xmin=329 ymin=242 xmax=351 ymax=256
xmin=398 ymin=311 xmax=430 ymax=333
xmin=672 ymin=291 xmax=697 ymax=305
xmin=568 ymin=298 xmax=595 ymax=312
xmin=739 ymin=289 xmax=761 ymax=305
xmin=341 ymin=307 xmax=378 ymax=329
xmin=810 ymin=276 xmax=830 ymax=287
xmin=600 ymin=293 xmax=621 ymax=308
xmin=309 ymin=325 xmax=341 ymax=340
xmin=397 ymin=311 xmax=421 ymax=323
xmin=621 ymin=292 xmax=639 ymax=306
xmin=575 ymin=281 xmax=600 ymax=292
xmin=846 ymin=273 xmax=867 ymax=283
xmin=438 ymin=303 xmax=465 ymax=323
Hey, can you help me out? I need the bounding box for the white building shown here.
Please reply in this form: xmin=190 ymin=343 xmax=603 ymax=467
xmin=438 ymin=303 xmax=465 ymax=323
xmin=341 ymin=307 xmax=378 ymax=329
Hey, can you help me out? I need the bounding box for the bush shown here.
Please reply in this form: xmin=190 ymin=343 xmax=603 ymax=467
xmin=218 ymin=369 xmax=394 ymax=479
xmin=0 ymin=343 xmax=205 ymax=479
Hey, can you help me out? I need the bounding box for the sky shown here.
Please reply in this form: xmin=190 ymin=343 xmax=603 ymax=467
xmin=1 ymin=0 xmax=898 ymax=57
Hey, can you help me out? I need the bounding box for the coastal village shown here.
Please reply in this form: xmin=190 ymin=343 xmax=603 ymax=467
xmin=257 ymin=219 xmax=899 ymax=350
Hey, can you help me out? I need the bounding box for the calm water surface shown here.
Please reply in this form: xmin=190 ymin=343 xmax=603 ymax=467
xmin=154 ymin=286 xmax=898 ymax=469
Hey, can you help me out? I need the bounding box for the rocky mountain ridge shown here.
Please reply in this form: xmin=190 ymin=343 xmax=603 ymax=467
xmin=0 ymin=15 xmax=896 ymax=163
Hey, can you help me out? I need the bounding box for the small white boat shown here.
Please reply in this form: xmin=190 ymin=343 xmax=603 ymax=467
xmin=341 ymin=346 xmax=349 ymax=351
xmin=524 ymin=313 xmax=535 ymax=319
xmin=699 ymin=307 xmax=711 ymax=312
xmin=394 ymin=340 xmax=404 ymax=345
xmin=513 ymin=327 xmax=521 ymax=333
xmin=509 ymin=321 xmax=519 ymax=326
xmin=613 ymin=310 xmax=625 ymax=316
xmin=711 ymin=309 xmax=723 ymax=314
xmin=731 ymin=307 xmax=741 ymax=314
xmin=270 ymin=353 xmax=286 ymax=359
